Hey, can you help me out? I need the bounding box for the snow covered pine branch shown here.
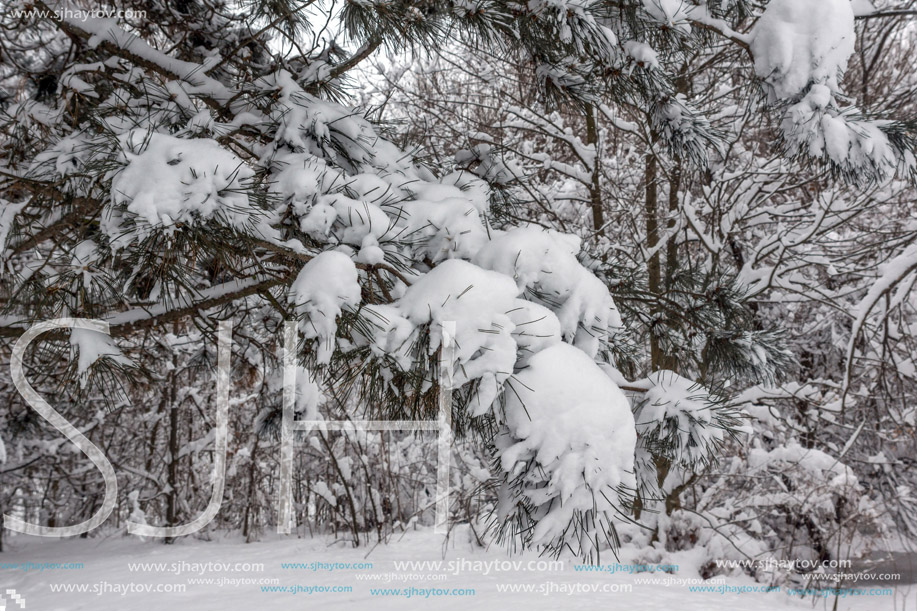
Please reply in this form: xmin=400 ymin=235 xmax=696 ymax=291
xmin=0 ymin=0 xmax=914 ymax=560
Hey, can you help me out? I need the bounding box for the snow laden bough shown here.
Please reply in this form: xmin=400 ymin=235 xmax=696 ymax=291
xmin=95 ymin=72 xmax=637 ymax=557
xmin=628 ymin=371 xmax=741 ymax=519
xmin=750 ymin=0 xmax=916 ymax=183
xmin=497 ymin=344 xmax=637 ymax=557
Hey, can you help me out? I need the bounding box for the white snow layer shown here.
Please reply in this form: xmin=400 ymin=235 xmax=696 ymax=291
xmin=289 ymin=251 xmax=362 ymax=365
xmin=0 ymin=528 xmax=894 ymax=610
xmin=106 ymin=131 xmax=259 ymax=249
xmin=396 ymin=259 xmax=520 ymax=414
xmin=499 ymin=343 xmax=637 ymax=549
xmin=750 ymin=0 xmax=855 ymax=100
xmin=474 ymin=227 xmax=623 ymax=357
xmin=635 ymin=370 xmax=725 ymax=468
xmin=69 ymin=327 xmax=131 ymax=385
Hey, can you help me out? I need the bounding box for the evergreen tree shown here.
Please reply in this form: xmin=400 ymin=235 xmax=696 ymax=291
xmin=0 ymin=0 xmax=914 ymax=560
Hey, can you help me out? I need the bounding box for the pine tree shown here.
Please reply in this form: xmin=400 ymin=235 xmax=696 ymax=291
xmin=1 ymin=0 xmax=915 ymax=560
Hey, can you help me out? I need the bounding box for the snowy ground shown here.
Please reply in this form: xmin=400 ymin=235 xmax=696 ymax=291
xmin=1 ymin=528 xmax=913 ymax=610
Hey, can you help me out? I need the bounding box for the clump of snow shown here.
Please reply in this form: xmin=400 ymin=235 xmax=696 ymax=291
xmin=69 ymin=328 xmax=131 ymax=386
xmin=324 ymin=192 xmax=393 ymax=246
xmin=356 ymin=234 xmax=386 ymax=265
xmin=497 ymin=342 xmax=636 ymax=554
xmin=358 ymin=303 xmax=416 ymax=369
xmin=641 ymin=0 xmax=693 ymax=33
xmin=750 ymin=0 xmax=855 ymax=100
xmin=268 ymin=71 xmax=375 ymax=167
xmin=634 ymin=370 xmax=725 ymax=468
xmin=407 ymin=172 xmax=492 ymax=215
xmin=391 ymin=195 xmax=489 ymax=264
xmin=106 ymin=131 xmax=258 ymax=249
xmin=395 ymin=259 xmax=520 ymax=414
xmin=294 ymin=365 xmax=322 ymax=420
xmin=474 ymin=227 xmax=623 ymax=357
xmin=781 ymin=86 xmax=901 ymax=180
xmin=31 ymin=134 xmax=93 ymax=178
xmin=623 ymin=40 xmax=660 ymax=69
xmin=455 ymin=144 xmax=524 ymax=185
xmin=70 ymin=240 xmax=100 ymax=289
xmin=299 ymin=202 xmax=337 ymax=239
xmin=289 ymin=251 xmax=362 ymax=365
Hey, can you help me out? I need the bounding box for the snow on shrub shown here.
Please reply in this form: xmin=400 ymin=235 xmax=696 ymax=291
xmin=69 ymin=327 xmax=132 ymax=387
xmin=634 ymin=370 xmax=737 ymax=472
xmin=474 ymin=227 xmax=623 ymax=357
xmin=394 ymin=260 xmax=520 ymax=415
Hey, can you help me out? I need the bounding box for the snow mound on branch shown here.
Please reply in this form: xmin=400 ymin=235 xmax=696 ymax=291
xmin=623 ymin=40 xmax=660 ymax=69
xmin=69 ymin=328 xmax=131 ymax=387
xmin=748 ymin=441 xmax=859 ymax=489
xmin=498 ymin=343 xmax=636 ymax=551
xmin=750 ymin=0 xmax=855 ymax=100
xmin=270 ymin=71 xmax=376 ymax=167
xmin=781 ymin=84 xmax=901 ymax=179
xmin=474 ymin=227 xmax=623 ymax=357
xmin=289 ymin=251 xmax=361 ymax=365
xmin=106 ymin=131 xmax=257 ymax=248
xmin=408 ymin=172 xmax=492 ymax=215
xmin=393 ymin=198 xmax=489 ymax=263
xmin=327 ymin=193 xmax=392 ymax=245
xmin=358 ymin=303 xmax=416 ymax=369
xmin=70 ymin=240 xmax=101 ymax=289
xmin=641 ymin=0 xmax=692 ymax=33
xmin=639 ymin=370 xmax=711 ymax=419
xmin=397 ymin=259 xmax=520 ymax=414
xmin=634 ymin=370 xmax=725 ymax=469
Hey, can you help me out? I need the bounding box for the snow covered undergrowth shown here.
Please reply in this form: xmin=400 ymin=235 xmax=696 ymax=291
xmin=0 ymin=528 xmax=905 ymax=610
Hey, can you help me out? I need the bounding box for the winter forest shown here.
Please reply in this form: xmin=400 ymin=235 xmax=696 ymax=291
xmin=1 ymin=0 xmax=917 ymax=609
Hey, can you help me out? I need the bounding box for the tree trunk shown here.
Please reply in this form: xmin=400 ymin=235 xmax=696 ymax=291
xmin=165 ymin=346 xmax=180 ymax=544
xmin=585 ymin=104 xmax=605 ymax=238
xmin=645 ymin=149 xmax=664 ymax=371
xmin=665 ymin=161 xmax=681 ymax=293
